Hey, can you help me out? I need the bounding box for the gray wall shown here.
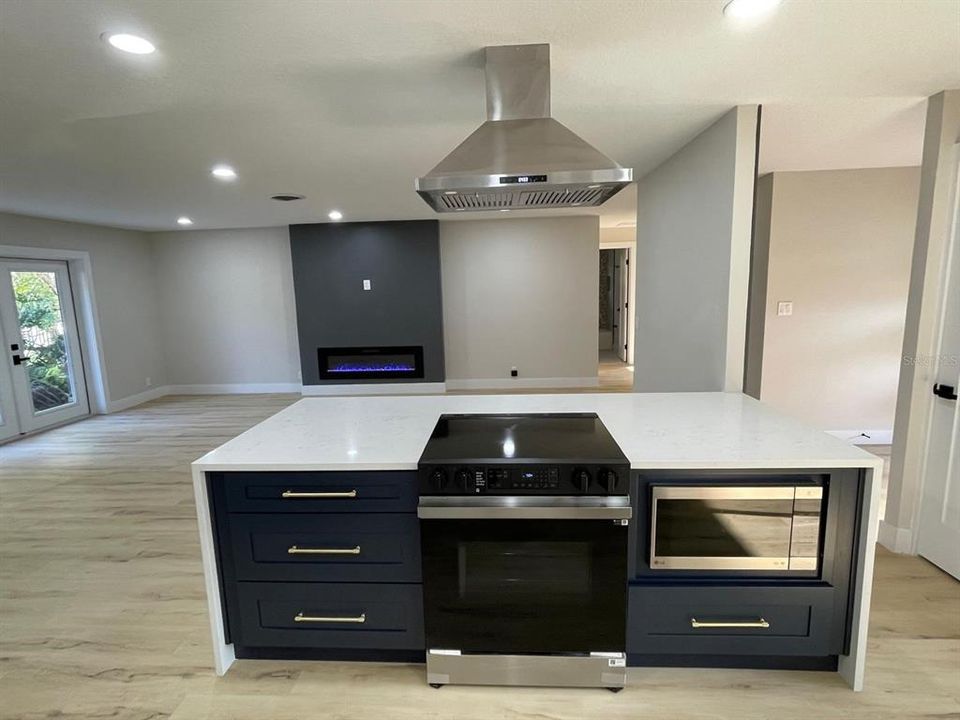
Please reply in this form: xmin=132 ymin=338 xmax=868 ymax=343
xmin=633 ymin=106 xmax=759 ymax=392
xmin=289 ymin=220 xmax=444 ymax=385
xmin=151 ymin=227 xmax=301 ymax=389
xmin=0 ymin=212 xmax=166 ymax=406
xmin=748 ymin=167 xmax=920 ymax=433
xmin=440 ymin=216 xmax=599 ymax=388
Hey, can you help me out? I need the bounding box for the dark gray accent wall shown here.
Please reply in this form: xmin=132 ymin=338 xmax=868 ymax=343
xmin=289 ymin=220 xmax=444 ymax=385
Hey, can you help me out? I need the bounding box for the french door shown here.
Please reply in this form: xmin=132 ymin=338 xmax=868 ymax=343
xmin=0 ymin=259 xmax=89 ymax=439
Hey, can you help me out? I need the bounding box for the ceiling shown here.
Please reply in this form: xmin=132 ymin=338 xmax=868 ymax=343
xmin=0 ymin=0 xmax=957 ymax=232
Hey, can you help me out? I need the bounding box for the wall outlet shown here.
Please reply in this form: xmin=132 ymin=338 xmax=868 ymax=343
xmin=145 ymin=377 xmax=152 ymax=387
xmin=511 ymin=367 xmax=518 ymax=377
xmin=362 ymin=279 xmax=372 ymax=291
xmin=777 ymin=301 xmax=793 ymax=317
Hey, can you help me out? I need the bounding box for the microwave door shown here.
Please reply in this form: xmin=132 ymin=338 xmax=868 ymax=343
xmin=650 ymin=487 xmax=796 ymax=571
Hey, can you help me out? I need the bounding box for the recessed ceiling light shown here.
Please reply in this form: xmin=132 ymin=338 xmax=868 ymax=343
xmin=211 ymin=165 xmax=237 ymax=180
xmin=328 ymin=210 xmax=343 ymax=221
xmin=499 ymin=209 xmax=510 ymax=212
xmin=102 ymin=32 xmax=156 ymax=55
xmin=176 ymin=216 xmax=193 ymax=226
xmin=723 ymin=0 xmax=781 ymax=19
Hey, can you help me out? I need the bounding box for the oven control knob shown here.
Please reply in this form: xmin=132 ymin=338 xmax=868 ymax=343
xmin=572 ymin=468 xmax=592 ymax=493
xmin=454 ymin=468 xmax=473 ymax=493
xmin=599 ymin=469 xmax=620 ymax=494
xmin=429 ymin=468 xmax=448 ymax=491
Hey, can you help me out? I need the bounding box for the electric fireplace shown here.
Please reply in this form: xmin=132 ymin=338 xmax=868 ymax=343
xmin=317 ymin=346 xmax=425 ymax=381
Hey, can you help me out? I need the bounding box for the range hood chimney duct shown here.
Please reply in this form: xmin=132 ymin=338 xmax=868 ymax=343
xmin=416 ymin=44 xmax=632 ymax=213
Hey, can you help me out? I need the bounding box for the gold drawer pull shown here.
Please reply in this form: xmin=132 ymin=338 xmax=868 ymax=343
xmin=294 ymin=612 xmax=366 ymax=624
xmin=288 ymin=545 xmax=361 ymax=556
xmin=691 ymin=617 xmax=770 ymax=629
xmin=281 ymin=489 xmax=357 ymax=499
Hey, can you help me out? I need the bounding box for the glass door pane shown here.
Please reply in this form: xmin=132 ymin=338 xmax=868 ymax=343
xmin=10 ymin=270 xmax=77 ymax=413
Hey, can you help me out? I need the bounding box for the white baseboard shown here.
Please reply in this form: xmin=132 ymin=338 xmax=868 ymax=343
xmin=166 ymin=383 xmax=302 ymax=395
xmin=106 ymin=385 xmax=170 ymax=413
xmin=445 ymin=376 xmax=601 ymax=391
xmin=825 ymin=429 xmax=894 ymax=445
xmin=301 ymin=382 xmax=446 ymax=396
xmin=878 ymin=520 xmax=914 ymax=554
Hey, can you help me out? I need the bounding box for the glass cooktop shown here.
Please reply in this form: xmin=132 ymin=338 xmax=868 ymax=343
xmin=418 ymin=413 xmax=628 ymax=464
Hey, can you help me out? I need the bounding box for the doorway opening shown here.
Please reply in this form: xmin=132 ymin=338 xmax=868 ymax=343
xmin=0 ymin=258 xmax=91 ymax=441
xmin=598 ymin=246 xmax=633 ymax=390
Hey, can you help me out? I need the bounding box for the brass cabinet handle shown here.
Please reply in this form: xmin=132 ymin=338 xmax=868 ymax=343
xmin=281 ymin=489 xmax=357 ymax=499
xmin=294 ymin=612 xmax=366 ymax=624
xmin=690 ymin=617 xmax=770 ymax=629
xmin=287 ymin=545 xmax=361 ymax=555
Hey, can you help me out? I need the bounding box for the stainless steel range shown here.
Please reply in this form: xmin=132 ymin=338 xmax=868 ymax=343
xmin=417 ymin=413 xmax=631 ymax=691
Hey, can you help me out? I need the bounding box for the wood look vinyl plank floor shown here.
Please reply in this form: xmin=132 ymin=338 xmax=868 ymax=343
xmin=0 ymin=395 xmax=958 ymax=720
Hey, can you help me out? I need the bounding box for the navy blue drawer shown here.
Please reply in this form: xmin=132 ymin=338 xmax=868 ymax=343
xmin=235 ymin=582 xmax=424 ymax=650
xmin=228 ymin=513 xmax=421 ymax=582
xmin=223 ymin=471 xmax=417 ymax=513
xmin=628 ymin=585 xmax=836 ymax=656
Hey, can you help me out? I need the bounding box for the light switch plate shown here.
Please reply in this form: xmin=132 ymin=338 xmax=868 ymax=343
xmin=362 ymin=279 xmax=372 ymax=291
xmin=777 ymin=301 xmax=793 ymax=317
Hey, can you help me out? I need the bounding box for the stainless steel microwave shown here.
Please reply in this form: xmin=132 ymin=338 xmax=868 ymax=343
xmin=649 ymin=485 xmax=824 ymax=572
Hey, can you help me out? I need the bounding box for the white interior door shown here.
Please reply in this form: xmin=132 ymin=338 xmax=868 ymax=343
xmin=0 ymin=259 xmax=90 ymax=436
xmin=916 ymin=150 xmax=960 ymax=579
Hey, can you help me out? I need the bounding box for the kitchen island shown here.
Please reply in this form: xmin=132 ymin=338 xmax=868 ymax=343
xmin=191 ymin=392 xmax=883 ymax=690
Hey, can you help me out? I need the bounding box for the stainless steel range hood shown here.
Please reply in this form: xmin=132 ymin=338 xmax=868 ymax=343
xmin=416 ymin=44 xmax=633 ymax=213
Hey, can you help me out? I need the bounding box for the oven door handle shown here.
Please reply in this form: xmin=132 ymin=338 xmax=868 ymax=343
xmin=417 ymin=497 xmax=632 ymax=521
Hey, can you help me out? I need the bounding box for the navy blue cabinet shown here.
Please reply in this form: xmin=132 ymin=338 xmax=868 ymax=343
xmin=235 ymin=582 xmax=424 ymax=650
xmin=224 ymin=471 xmax=418 ymax=513
xmin=209 ymin=471 xmax=424 ymax=661
xmin=627 ymin=585 xmax=836 ymax=657
xmin=209 ymin=468 xmax=862 ymax=671
xmin=625 ymin=468 xmax=863 ymax=669
xmin=228 ymin=513 xmax=421 ymax=583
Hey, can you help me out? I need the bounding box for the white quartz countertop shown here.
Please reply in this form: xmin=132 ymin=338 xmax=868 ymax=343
xmin=192 ymin=392 xmax=881 ymax=473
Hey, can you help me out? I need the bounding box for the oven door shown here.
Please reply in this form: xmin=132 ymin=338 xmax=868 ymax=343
xmin=649 ymin=485 xmax=823 ymax=572
xmin=418 ymin=497 xmax=629 ymax=655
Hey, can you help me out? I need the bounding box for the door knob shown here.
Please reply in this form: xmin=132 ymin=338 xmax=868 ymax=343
xmin=933 ymin=383 xmax=958 ymax=400
xmin=12 ymin=355 xmax=26 ymax=366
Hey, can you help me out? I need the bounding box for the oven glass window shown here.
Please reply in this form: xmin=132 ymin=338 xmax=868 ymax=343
xmin=421 ymin=519 xmax=626 ymax=654
xmin=655 ymin=497 xmax=793 ymax=558
xmin=457 ymin=541 xmax=592 ymax=603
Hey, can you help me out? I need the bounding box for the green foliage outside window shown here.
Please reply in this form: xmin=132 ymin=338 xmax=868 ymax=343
xmin=12 ymin=272 xmax=71 ymax=401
